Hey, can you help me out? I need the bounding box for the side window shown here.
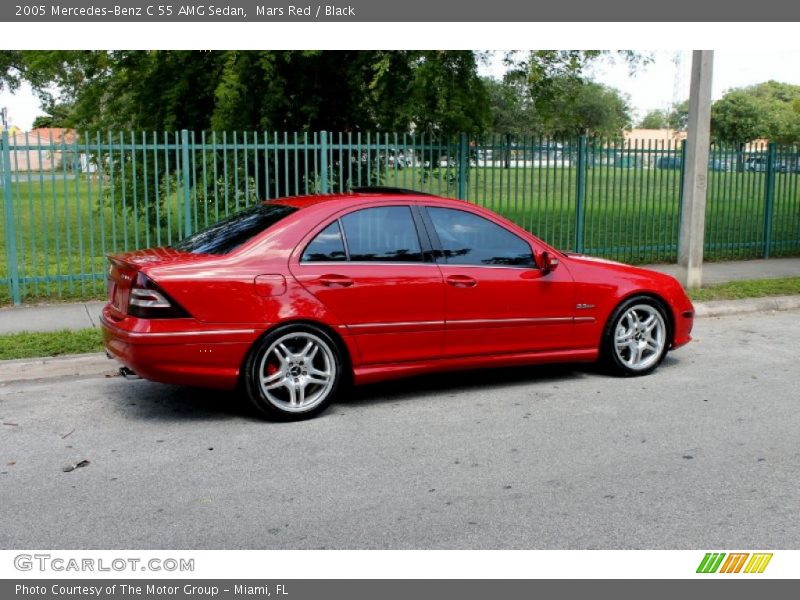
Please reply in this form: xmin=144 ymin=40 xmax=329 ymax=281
xmin=340 ymin=206 xmax=424 ymax=262
xmin=427 ymin=207 xmax=535 ymax=267
xmin=302 ymin=221 xmax=347 ymax=262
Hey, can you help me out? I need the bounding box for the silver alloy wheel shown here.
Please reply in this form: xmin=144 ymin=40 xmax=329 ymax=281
xmin=258 ymin=332 xmax=336 ymax=413
xmin=613 ymin=303 xmax=666 ymax=372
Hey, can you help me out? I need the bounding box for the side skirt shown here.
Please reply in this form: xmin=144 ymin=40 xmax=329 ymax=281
xmin=352 ymin=348 xmax=599 ymax=386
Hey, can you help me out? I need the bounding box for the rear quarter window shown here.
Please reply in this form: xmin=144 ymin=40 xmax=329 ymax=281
xmin=172 ymin=203 xmax=297 ymax=255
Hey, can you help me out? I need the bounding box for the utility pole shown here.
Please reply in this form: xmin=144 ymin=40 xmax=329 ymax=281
xmin=677 ymin=50 xmax=714 ymax=289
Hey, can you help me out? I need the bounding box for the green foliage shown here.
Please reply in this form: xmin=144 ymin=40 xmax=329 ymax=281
xmin=0 ymin=50 xmax=24 ymax=92
xmin=31 ymin=102 xmax=73 ymax=129
xmin=711 ymin=81 xmax=800 ymax=143
xmin=668 ymin=100 xmax=689 ymax=131
xmin=711 ymin=92 xmax=764 ymax=143
xmin=12 ymin=51 xmax=491 ymax=135
xmin=8 ymin=50 xmax=650 ymax=139
xmin=491 ymin=51 xmax=639 ymax=139
xmin=484 ymin=77 xmax=541 ymax=136
xmin=485 ymin=75 xmax=631 ymax=139
xmin=541 ymin=78 xmax=631 ymax=139
xmin=639 ymin=109 xmax=669 ymax=129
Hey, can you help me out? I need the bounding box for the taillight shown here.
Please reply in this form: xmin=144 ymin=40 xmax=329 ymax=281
xmin=128 ymin=273 xmax=189 ymax=319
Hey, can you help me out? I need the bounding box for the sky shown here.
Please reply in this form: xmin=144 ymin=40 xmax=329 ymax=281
xmin=480 ymin=50 xmax=800 ymax=122
xmin=4 ymin=49 xmax=800 ymax=130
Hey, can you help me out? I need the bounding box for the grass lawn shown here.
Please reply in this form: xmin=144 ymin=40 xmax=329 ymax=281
xmin=688 ymin=277 xmax=800 ymax=302
xmin=0 ymin=327 xmax=103 ymax=360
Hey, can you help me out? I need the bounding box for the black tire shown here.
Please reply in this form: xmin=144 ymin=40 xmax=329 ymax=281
xmin=243 ymin=323 xmax=344 ymax=421
xmin=601 ymin=296 xmax=671 ymax=376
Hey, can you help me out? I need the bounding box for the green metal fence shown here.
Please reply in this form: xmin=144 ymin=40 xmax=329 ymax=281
xmin=2 ymin=129 xmax=799 ymax=305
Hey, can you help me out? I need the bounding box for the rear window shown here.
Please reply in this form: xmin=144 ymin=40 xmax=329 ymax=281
xmin=172 ymin=203 xmax=298 ymax=255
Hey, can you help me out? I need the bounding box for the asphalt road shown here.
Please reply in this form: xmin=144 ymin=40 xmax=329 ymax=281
xmin=1 ymin=310 xmax=799 ymax=549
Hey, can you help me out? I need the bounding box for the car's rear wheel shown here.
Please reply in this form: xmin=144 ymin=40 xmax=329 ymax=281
xmin=603 ymin=297 xmax=670 ymax=376
xmin=244 ymin=324 xmax=342 ymax=420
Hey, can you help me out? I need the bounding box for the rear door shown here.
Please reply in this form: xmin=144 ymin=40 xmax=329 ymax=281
xmin=421 ymin=205 xmax=575 ymax=358
xmin=290 ymin=204 xmax=445 ymax=365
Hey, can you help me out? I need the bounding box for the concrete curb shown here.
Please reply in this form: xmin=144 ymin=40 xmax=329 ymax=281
xmin=1 ymin=296 xmax=798 ymax=382
xmin=693 ymin=294 xmax=800 ymax=318
xmin=0 ymin=353 xmax=116 ymax=385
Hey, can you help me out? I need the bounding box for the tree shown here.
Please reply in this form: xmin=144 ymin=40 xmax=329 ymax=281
xmin=0 ymin=50 xmax=24 ymax=92
xmin=711 ymin=81 xmax=800 ymax=143
xmin=484 ymin=77 xmax=541 ymax=137
xmin=533 ymin=76 xmax=631 ymax=139
xmin=31 ymin=102 xmax=73 ymax=129
xmin=711 ymin=91 xmax=765 ymax=143
xmin=8 ymin=50 xmax=649 ymax=138
xmin=638 ymin=109 xmax=668 ymax=129
xmin=667 ymin=100 xmax=689 ymax=131
xmin=10 ymin=51 xmax=491 ymax=135
xmin=561 ymin=80 xmax=631 ymax=138
xmin=494 ymin=50 xmax=642 ymax=139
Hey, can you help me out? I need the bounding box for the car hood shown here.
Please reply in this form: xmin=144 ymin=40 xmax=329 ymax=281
xmin=564 ymin=252 xmax=629 ymax=268
xmin=564 ymin=252 xmax=680 ymax=284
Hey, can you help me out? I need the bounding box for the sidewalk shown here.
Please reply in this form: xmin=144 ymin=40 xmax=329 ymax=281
xmin=641 ymin=256 xmax=800 ymax=285
xmin=0 ymin=257 xmax=798 ymax=335
xmin=0 ymin=301 xmax=105 ymax=335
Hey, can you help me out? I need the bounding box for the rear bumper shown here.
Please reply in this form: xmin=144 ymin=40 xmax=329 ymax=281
xmin=100 ymin=305 xmax=261 ymax=390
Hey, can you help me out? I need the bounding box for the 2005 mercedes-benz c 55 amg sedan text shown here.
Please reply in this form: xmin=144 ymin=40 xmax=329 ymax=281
xmin=102 ymin=189 xmax=694 ymax=420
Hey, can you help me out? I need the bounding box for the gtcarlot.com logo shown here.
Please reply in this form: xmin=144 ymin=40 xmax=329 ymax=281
xmin=697 ymin=552 xmax=773 ymax=574
xmin=14 ymin=553 xmax=194 ymax=573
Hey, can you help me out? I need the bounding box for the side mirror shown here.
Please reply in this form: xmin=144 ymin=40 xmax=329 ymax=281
xmin=540 ymin=251 xmax=559 ymax=274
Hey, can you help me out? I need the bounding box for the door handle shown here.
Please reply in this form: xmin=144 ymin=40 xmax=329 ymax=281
xmin=319 ymin=274 xmax=354 ymax=288
xmin=446 ymin=275 xmax=477 ymax=288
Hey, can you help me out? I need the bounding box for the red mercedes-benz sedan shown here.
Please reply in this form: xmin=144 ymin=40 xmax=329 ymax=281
xmin=101 ymin=188 xmax=694 ymax=420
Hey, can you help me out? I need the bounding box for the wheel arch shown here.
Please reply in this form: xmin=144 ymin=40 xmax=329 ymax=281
xmin=238 ymin=319 xmax=356 ymax=387
xmin=604 ymin=291 xmax=675 ymax=347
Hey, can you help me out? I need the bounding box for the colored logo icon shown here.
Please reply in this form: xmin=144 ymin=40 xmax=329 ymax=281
xmin=697 ymin=553 xmax=773 ymax=574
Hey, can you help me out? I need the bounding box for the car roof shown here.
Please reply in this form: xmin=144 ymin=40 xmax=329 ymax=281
xmin=268 ymin=188 xmax=464 ymax=209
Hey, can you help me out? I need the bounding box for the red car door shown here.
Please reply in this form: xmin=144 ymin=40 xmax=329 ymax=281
xmin=290 ymin=205 xmax=445 ymax=365
xmin=422 ymin=205 xmax=576 ymax=358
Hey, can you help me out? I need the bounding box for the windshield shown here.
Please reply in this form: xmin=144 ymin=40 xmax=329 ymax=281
xmin=172 ymin=203 xmax=298 ymax=255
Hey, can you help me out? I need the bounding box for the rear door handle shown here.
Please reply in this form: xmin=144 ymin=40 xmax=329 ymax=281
xmin=446 ymin=275 xmax=477 ymax=288
xmin=319 ymin=274 xmax=354 ymax=288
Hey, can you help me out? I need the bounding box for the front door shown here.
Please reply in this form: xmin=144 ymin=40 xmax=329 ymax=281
xmin=422 ymin=206 xmax=575 ymax=358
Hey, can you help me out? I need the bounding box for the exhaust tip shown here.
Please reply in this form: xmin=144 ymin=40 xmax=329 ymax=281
xmin=119 ymin=366 xmax=140 ymax=380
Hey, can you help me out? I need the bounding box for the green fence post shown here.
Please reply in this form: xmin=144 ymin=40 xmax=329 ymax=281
xmin=1 ymin=130 xmax=21 ymax=305
xmin=574 ymin=134 xmax=588 ymax=253
xmin=457 ymin=132 xmax=468 ymax=200
xmin=762 ymin=142 xmax=777 ymax=258
xmin=181 ymin=130 xmax=192 ymax=237
xmin=320 ymin=131 xmax=329 ymax=194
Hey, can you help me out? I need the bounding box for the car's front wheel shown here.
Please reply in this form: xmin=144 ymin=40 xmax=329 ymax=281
xmin=603 ymin=297 xmax=670 ymax=376
xmin=244 ymin=324 xmax=343 ymax=420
